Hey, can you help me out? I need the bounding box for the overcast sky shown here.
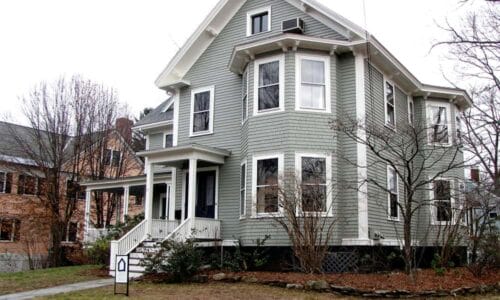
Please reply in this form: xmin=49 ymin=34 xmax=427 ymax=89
xmin=0 ymin=0 xmax=474 ymax=122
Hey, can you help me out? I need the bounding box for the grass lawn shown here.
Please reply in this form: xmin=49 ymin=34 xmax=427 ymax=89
xmin=40 ymin=282 xmax=353 ymax=300
xmin=0 ymin=265 xmax=107 ymax=295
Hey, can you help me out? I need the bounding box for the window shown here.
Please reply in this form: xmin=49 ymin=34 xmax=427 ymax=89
xmin=111 ymin=150 xmax=121 ymax=167
xmin=387 ymin=166 xmax=399 ymax=220
xmin=164 ymin=133 xmax=173 ymax=148
xmin=432 ymin=180 xmax=453 ymax=224
xmin=0 ymin=172 xmax=12 ymax=194
xmin=103 ymin=149 xmax=120 ymax=166
xmin=240 ymin=162 xmax=247 ymax=217
xmin=190 ymin=86 xmax=215 ymax=136
xmin=37 ymin=177 xmax=47 ymax=196
xmin=427 ymin=102 xmax=451 ymax=145
xmin=135 ymin=195 xmax=143 ymax=206
xmin=455 ymin=109 xmax=462 ymax=144
xmin=296 ymin=54 xmax=330 ymax=112
xmin=385 ymin=81 xmax=396 ymax=127
xmin=242 ymin=68 xmax=249 ymax=122
xmin=301 ymin=157 xmax=327 ymax=212
xmin=246 ymin=7 xmax=271 ymax=36
xmin=17 ymin=174 xmax=36 ymax=195
xmin=103 ymin=149 xmax=111 ymax=166
xmin=408 ymin=96 xmax=415 ymax=126
xmin=66 ymin=180 xmax=85 ymax=200
xmin=65 ymin=222 xmax=78 ymax=243
xmin=253 ymin=154 xmax=283 ymax=216
xmin=254 ymin=55 xmax=284 ymax=114
xmin=0 ymin=218 xmax=20 ymax=242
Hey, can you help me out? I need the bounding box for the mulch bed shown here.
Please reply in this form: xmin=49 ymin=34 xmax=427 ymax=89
xmin=205 ymin=268 xmax=499 ymax=293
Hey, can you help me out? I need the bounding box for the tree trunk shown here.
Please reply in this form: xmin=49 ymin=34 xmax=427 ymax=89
xmin=48 ymin=220 xmax=65 ymax=267
xmin=403 ymin=217 xmax=413 ymax=275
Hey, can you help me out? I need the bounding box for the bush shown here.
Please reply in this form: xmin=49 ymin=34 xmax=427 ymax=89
xmin=209 ymin=235 xmax=270 ymax=272
xmin=142 ymin=238 xmax=204 ymax=283
xmin=85 ymin=236 xmax=111 ymax=266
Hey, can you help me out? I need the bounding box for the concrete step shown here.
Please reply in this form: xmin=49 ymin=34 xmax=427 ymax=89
xmin=129 ymin=264 xmax=146 ymax=273
xmin=135 ymin=247 xmax=161 ymax=253
xmin=129 ymin=258 xmax=142 ymax=265
xmin=130 ymin=252 xmax=145 ymax=259
xmin=142 ymin=241 xmax=161 ymax=247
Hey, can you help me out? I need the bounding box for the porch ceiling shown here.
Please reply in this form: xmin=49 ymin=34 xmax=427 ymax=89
xmin=137 ymin=143 xmax=231 ymax=165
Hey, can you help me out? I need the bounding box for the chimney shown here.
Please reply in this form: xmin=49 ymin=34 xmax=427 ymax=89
xmin=470 ymin=168 xmax=480 ymax=183
xmin=115 ymin=118 xmax=133 ymax=142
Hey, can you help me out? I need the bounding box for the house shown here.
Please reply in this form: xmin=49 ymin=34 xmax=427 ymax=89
xmin=82 ymin=0 xmax=471 ymax=277
xmin=0 ymin=119 xmax=143 ymax=272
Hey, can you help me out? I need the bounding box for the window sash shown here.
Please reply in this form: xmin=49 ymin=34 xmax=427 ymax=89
xmin=192 ymin=89 xmax=213 ymax=134
xmin=111 ymin=150 xmax=121 ymax=167
xmin=240 ymin=164 xmax=246 ymax=216
xmin=256 ymin=158 xmax=279 ymax=214
xmin=251 ymin=12 xmax=268 ymax=34
xmin=387 ymin=167 xmax=399 ymax=219
xmin=0 ymin=172 xmax=5 ymax=193
xmin=385 ymin=81 xmax=395 ymax=126
xmin=165 ymin=134 xmax=173 ymax=148
xmin=258 ymin=61 xmax=280 ymax=111
xmin=0 ymin=219 xmax=14 ymax=241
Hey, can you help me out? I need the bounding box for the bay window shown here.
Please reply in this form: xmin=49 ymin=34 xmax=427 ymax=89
xmin=253 ymin=154 xmax=283 ymax=216
xmin=296 ymin=54 xmax=330 ymax=112
xmin=427 ymin=102 xmax=451 ymax=145
xmin=432 ymin=179 xmax=454 ymax=224
xmin=240 ymin=162 xmax=247 ymax=217
xmin=254 ymin=55 xmax=284 ymax=114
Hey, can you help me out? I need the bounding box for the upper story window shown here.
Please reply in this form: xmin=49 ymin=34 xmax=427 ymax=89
xmin=387 ymin=166 xmax=399 ymax=220
xmin=408 ymin=96 xmax=415 ymax=126
xmin=385 ymin=81 xmax=396 ymax=128
xmin=298 ymin=155 xmax=331 ymax=213
xmin=431 ymin=179 xmax=454 ymax=225
xmin=455 ymin=109 xmax=462 ymax=144
xmin=103 ymin=149 xmax=121 ymax=167
xmin=164 ymin=133 xmax=173 ymax=148
xmin=190 ymin=86 xmax=215 ymax=136
xmin=296 ymin=54 xmax=331 ymax=112
xmin=18 ymin=174 xmax=36 ymax=195
xmin=242 ymin=68 xmax=249 ymax=123
xmin=253 ymin=154 xmax=283 ymax=216
xmin=247 ymin=7 xmax=271 ymax=36
xmin=240 ymin=162 xmax=247 ymax=218
xmin=427 ymin=102 xmax=452 ymax=146
xmin=254 ymin=55 xmax=284 ymax=115
xmin=0 ymin=172 xmax=12 ymax=194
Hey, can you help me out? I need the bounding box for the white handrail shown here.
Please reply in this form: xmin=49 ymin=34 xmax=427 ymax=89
xmin=151 ymin=219 xmax=179 ymax=239
xmin=163 ymin=218 xmax=220 ymax=242
xmin=116 ymin=219 xmax=147 ymax=255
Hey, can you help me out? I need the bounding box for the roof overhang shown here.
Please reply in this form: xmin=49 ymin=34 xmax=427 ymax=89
xmin=80 ymin=173 xmax=172 ymax=190
xmin=137 ymin=144 xmax=231 ymax=165
xmin=133 ymin=120 xmax=173 ymax=132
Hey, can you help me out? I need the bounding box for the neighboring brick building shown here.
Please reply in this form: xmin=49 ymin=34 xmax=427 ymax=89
xmin=0 ymin=120 xmax=144 ymax=272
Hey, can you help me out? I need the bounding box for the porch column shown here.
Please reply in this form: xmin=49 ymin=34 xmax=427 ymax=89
xmin=145 ymin=162 xmax=154 ymax=235
xmin=168 ymin=168 xmax=177 ymax=221
xmin=84 ymin=189 xmax=92 ymax=243
xmin=122 ymin=185 xmax=130 ymax=222
xmin=187 ymin=158 xmax=197 ymax=219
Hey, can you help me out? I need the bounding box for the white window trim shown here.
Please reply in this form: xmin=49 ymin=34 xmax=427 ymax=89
xmin=189 ymin=86 xmax=215 ymax=137
xmin=407 ymin=96 xmax=415 ymax=126
xmin=163 ymin=130 xmax=174 ymax=148
xmin=251 ymin=153 xmax=284 ymax=218
xmin=240 ymin=160 xmax=247 ymax=219
xmin=253 ymin=54 xmax=285 ymax=116
xmin=246 ymin=6 xmax=271 ymax=37
xmin=295 ymin=152 xmax=333 ymax=217
xmin=426 ymin=100 xmax=453 ymax=147
xmin=384 ymin=78 xmax=397 ymax=129
xmin=242 ymin=67 xmax=249 ymax=124
xmin=295 ymin=53 xmax=331 ymax=113
xmin=387 ymin=165 xmax=400 ymax=221
xmin=429 ymin=178 xmax=456 ymax=226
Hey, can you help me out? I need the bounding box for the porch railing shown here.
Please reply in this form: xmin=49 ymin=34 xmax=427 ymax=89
xmin=151 ymin=219 xmax=179 ymax=239
xmin=164 ymin=218 xmax=220 ymax=242
xmin=110 ymin=219 xmax=147 ymax=270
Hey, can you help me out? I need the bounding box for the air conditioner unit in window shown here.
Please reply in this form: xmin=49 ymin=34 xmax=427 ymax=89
xmin=282 ymin=18 xmax=304 ymax=34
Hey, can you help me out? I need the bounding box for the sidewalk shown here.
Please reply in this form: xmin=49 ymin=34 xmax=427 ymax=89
xmin=0 ymin=278 xmax=114 ymax=300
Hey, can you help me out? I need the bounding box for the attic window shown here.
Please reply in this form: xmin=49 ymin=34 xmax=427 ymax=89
xmin=247 ymin=7 xmax=271 ymax=36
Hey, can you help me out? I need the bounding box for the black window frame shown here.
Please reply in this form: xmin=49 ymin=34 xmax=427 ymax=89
xmin=251 ymin=12 xmax=269 ymax=35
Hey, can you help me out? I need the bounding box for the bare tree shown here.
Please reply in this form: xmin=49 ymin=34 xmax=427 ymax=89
xmin=331 ymin=117 xmax=467 ymax=274
xmin=272 ymin=166 xmax=336 ymax=273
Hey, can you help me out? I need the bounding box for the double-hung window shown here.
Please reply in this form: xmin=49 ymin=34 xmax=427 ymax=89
xmin=296 ymin=54 xmax=330 ymax=112
xmin=190 ymin=86 xmax=215 ymax=136
xmin=164 ymin=133 xmax=173 ymax=148
xmin=385 ymin=81 xmax=396 ymax=127
xmin=247 ymin=7 xmax=271 ymax=36
xmin=387 ymin=166 xmax=399 ymax=220
xmin=432 ymin=179 xmax=453 ymax=225
xmin=242 ymin=68 xmax=249 ymax=123
xmin=240 ymin=162 xmax=247 ymax=218
xmin=300 ymin=156 xmax=329 ymax=213
xmin=427 ymin=102 xmax=451 ymax=145
xmin=253 ymin=154 xmax=282 ymax=216
xmin=18 ymin=174 xmax=36 ymax=195
xmin=254 ymin=55 xmax=284 ymax=114
xmin=0 ymin=172 xmax=12 ymax=194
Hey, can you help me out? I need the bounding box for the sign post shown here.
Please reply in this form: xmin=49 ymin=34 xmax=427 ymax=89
xmin=114 ymin=254 xmax=129 ymax=296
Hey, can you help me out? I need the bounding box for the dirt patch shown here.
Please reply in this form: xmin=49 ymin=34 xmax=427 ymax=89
xmin=204 ymin=268 xmax=499 ymax=292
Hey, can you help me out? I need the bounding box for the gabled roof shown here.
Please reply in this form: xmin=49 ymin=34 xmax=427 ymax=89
xmin=155 ymin=0 xmax=472 ymax=109
xmin=133 ymin=98 xmax=174 ymax=130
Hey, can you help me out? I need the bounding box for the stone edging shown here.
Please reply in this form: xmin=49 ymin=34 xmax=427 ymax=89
xmin=208 ymin=273 xmax=500 ymax=298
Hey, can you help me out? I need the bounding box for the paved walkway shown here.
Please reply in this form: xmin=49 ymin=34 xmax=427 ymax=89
xmin=0 ymin=278 xmax=114 ymax=300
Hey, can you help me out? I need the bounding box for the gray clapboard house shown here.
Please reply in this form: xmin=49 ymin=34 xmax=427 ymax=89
xmin=81 ymin=0 xmax=472 ymax=276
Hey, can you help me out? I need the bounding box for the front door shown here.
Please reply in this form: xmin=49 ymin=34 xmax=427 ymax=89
xmin=184 ymin=170 xmax=216 ymax=219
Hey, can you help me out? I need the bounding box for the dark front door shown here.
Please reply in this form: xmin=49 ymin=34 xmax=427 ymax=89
xmin=184 ymin=170 xmax=216 ymax=219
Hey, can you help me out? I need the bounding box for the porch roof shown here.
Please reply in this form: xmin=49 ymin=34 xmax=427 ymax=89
xmin=137 ymin=144 xmax=231 ymax=165
xmin=80 ymin=173 xmax=171 ymax=190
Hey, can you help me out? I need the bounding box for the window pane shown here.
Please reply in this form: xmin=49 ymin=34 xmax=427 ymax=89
xmin=68 ymin=223 xmax=78 ymax=242
xmin=165 ymin=134 xmax=173 ymax=148
xmin=111 ymin=151 xmax=121 ymax=167
xmin=390 ymin=194 xmax=398 ymax=218
xmin=434 ymin=180 xmax=451 ymax=200
xmin=240 ymin=190 xmax=245 ymax=215
xmin=302 ymin=185 xmax=326 ymax=212
xmin=409 ymin=102 xmax=414 ymax=124
xmin=301 ymin=84 xmax=325 ymax=109
xmin=302 ymin=157 xmax=326 ymax=184
xmin=388 ymin=169 xmax=397 ymax=193
xmin=261 ymin=14 xmax=268 ymax=32
xmin=386 ymin=82 xmax=394 ymax=105
xmin=258 ymin=86 xmax=279 ymax=110
xmin=431 ymin=106 xmax=448 ymax=125
xmin=251 ymin=13 xmax=268 ymax=34
xmin=259 ymin=61 xmax=279 ymax=86
xmin=0 ymin=220 xmax=13 ymax=241
xmin=252 ymin=15 xmax=261 ymax=34
xmin=301 ymin=59 xmax=325 ymax=84
xmin=194 ymin=91 xmax=210 ymax=112
xmin=257 ymin=159 xmax=278 ymax=186
xmin=437 ymin=201 xmax=452 ymax=221
xmin=103 ymin=149 xmax=111 ymax=166
xmin=257 ymin=186 xmax=278 ymax=213
xmin=193 ymin=112 xmax=210 ymax=132
xmin=432 ymin=125 xmax=449 ymax=143
xmin=387 ymin=105 xmax=395 ymax=125
xmin=0 ymin=172 xmax=4 ymax=193
xmin=240 ymin=164 xmax=246 ymax=188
